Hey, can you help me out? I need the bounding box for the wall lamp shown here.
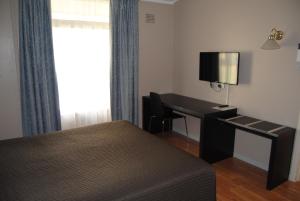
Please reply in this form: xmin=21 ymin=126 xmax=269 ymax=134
xmin=261 ymin=28 xmax=284 ymax=50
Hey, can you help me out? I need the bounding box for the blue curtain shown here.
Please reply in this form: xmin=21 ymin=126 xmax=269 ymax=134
xmin=19 ymin=0 xmax=61 ymax=136
xmin=110 ymin=0 xmax=139 ymax=125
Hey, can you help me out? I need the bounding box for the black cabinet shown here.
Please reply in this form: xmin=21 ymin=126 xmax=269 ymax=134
xmin=201 ymin=117 xmax=235 ymax=163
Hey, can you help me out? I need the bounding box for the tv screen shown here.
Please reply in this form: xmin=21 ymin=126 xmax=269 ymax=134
xmin=199 ymin=52 xmax=240 ymax=85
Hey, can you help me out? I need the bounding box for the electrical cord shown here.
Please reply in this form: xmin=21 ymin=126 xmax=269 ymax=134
xmin=209 ymin=82 xmax=231 ymax=106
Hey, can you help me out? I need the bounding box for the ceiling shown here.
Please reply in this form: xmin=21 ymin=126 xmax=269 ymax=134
xmin=141 ymin=0 xmax=178 ymax=5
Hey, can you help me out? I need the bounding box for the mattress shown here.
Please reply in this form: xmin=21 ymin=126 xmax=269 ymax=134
xmin=0 ymin=121 xmax=215 ymax=201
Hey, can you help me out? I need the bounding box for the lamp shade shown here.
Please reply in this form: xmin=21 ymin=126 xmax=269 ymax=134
xmin=297 ymin=44 xmax=300 ymax=62
xmin=261 ymin=39 xmax=280 ymax=50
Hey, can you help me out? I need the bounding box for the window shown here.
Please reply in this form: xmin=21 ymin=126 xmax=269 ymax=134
xmin=51 ymin=0 xmax=111 ymax=129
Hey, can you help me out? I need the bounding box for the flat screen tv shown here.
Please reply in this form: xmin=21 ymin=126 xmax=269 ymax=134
xmin=199 ymin=52 xmax=240 ymax=85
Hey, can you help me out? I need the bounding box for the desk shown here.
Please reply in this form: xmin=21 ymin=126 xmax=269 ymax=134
xmin=219 ymin=115 xmax=295 ymax=190
xmin=142 ymin=93 xmax=295 ymax=190
xmin=142 ymin=93 xmax=237 ymax=161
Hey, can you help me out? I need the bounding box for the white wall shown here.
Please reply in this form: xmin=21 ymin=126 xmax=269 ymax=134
xmin=139 ymin=1 xmax=174 ymax=126
xmin=0 ymin=0 xmax=22 ymax=140
xmin=173 ymin=0 xmax=300 ymax=173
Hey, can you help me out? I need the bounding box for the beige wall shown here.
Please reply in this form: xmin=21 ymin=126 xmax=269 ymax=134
xmin=1 ymin=0 xmax=299 ymax=179
xmin=173 ymin=0 xmax=300 ymax=172
xmin=139 ymin=1 xmax=174 ymax=126
xmin=0 ymin=0 xmax=22 ymax=140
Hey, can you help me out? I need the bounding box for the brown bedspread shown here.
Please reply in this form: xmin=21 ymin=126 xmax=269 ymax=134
xmin=0 ymin=121 xmax=215 ymax=201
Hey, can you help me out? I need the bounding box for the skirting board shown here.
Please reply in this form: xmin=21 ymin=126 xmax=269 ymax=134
xmin=233 ymin=153 xmax=268 ymax=171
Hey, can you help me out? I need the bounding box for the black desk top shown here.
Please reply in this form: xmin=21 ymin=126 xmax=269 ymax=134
xmin=155 ymin=93 xmax=231 ymax=118
xmin=220 ymin=115 xmax=296 ymax=139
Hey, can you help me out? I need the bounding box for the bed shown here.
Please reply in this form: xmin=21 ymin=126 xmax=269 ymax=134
xmin=0 ymin=121 xmax=216 ymax=201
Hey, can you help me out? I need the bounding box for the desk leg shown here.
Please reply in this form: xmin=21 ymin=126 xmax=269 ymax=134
xmin=267 ymin=133 xmax=295 ymax=190
xmin=200 ymin=119 xmax=205 ymax=159
xmin=200 ymin=117 xmax=235 ymax=163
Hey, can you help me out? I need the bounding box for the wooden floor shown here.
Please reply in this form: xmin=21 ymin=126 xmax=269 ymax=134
xmin=159 ymin=133 xmax=300 ymax=201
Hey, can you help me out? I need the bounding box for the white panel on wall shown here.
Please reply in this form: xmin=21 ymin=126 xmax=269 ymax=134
xmin=289 ymin=113 xmax=300 ymax=181
xmin=234 ymin=130 xmax=271 ymax=170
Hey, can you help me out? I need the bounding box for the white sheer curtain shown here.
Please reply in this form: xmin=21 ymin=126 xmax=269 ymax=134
xmin=51 ymin=0 xmax=111 ymax=130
